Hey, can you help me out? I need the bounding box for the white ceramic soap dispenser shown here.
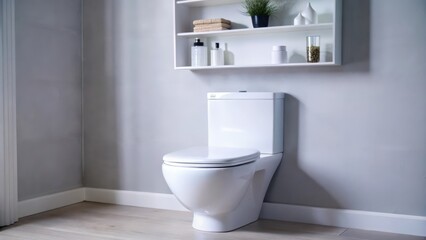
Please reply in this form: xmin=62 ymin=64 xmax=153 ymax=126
xmin=210 ymin=42 xmax=224 ymax=66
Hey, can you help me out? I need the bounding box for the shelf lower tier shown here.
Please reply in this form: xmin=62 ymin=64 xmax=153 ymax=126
xmin=175 ymin=62 xmax=340 ymax=70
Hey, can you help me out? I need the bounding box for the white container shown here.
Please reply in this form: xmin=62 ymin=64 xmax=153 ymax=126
xmin=191 ymin=38 xmax=208 ymax=67
xmin=271 ymin=45 xmax=287 ymax=64
xmin=293 ymin=13 xmax=305 ymax=25
xmin=301 ymin=2 xmax=318 ymax=24
xmin=210 ymin=42 xmax=224 ymax=66
xmin=207 ymin=92 xmax=285 ymax=154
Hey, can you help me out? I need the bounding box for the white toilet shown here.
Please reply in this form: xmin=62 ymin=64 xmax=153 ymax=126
xmin=162 ymin=92 xmax=284 ymax=232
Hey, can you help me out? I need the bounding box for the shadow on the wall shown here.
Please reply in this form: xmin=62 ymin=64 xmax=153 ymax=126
xmin=264 ymin=94 xmax=340 ymax=210
xmin=340 ymin=0 xmax=371 ymax=72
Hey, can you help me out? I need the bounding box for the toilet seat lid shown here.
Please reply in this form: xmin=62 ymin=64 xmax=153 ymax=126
xmin=163 ymin=146 xmax=259 ymax=168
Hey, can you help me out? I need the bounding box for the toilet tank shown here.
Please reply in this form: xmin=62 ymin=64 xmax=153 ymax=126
xmin=208 ymin=92 xmax=284 ymax=154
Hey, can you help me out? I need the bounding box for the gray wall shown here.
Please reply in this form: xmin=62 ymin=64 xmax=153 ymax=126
xmin=16 ymin=0 xmax=82 ymax=200
xmin=83 ymin=0 xmax=426 ymax=216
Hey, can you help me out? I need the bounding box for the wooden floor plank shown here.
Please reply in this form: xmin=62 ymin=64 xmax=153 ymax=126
xmin=341 ymin=229 xmax=426 ymax=240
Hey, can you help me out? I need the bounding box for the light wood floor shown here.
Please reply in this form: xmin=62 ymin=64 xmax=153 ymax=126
xmin=0 ymin=202 xmax=424 ymax=240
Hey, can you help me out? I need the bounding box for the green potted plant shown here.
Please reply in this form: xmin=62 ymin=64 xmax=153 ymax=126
xmin=242 ymin=0 xmax=278 ymax=28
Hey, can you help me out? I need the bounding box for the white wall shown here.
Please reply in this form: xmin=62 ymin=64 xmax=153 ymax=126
xmin=82 ymin=0 xmax=426 ymax=216
xmin=15 ymin=0 xmax=82 ymax=201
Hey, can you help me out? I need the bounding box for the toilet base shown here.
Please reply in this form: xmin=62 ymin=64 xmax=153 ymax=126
xmin=193 ymin=211 xmax=258 ymax=232
xmin=190 ymin=153 xmax=282 ymax=232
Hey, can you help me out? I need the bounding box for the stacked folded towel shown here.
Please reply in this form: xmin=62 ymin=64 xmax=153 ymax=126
xmin=193 ymin=18 xmax=231 ymax=32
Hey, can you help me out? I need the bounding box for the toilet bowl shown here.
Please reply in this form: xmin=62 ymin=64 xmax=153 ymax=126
xmin=162 ymin=92 xmax=285 ymax=232
xmin=163 ymin=147 xmax=258 ymax=216
xmin=163 ymin=147 xmax=282 ymax=232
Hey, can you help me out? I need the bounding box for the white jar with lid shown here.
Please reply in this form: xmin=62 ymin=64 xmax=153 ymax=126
xmin=271 ymin=45 xmax=287 ymax=64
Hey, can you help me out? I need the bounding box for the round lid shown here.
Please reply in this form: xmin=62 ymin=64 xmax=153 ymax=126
xmin=193 ymin=38 xmax=204 ymax=46
xmin=163 ymin=146 xmax=259 ymax=168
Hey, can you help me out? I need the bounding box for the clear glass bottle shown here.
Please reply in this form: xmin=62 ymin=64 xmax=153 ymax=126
xmin=191 ymin=38 xmax=208 ymax=67
xmin=306 ymin=36 xmax=320 ymax=63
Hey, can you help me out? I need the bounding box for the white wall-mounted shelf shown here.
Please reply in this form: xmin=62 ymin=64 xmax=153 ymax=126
xmin=173 ymin=0 xmax=342 ymax=70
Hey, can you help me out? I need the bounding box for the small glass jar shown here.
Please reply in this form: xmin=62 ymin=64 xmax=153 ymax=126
xmin=306 ymin=36 xmax=320 ymax=63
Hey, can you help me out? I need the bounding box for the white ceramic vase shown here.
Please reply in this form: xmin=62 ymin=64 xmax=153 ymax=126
xmin=293 ymin=13 xmax=305 ymax=25
xmin=301 ymin=2 xmax=318 ymax=24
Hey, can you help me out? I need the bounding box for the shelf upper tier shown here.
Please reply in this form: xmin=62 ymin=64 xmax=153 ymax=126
xmin=176 ymin=0 xmax=241 ymax=7
xmin=177 ymin=23 xmax=333 ymax=38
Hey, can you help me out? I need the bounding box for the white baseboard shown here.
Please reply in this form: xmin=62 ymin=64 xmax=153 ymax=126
xmin=18 ymin=188 xmax=85 ymax=218
xmin=260 ymin=202 xmax=426 ymax=237
xmin=85 ymin=188 xmax=426 ymax=236
xmin=18 ymin=188 xmax=426 ymax=237
xmin=84 ymin=188 xmax=188 ymax=212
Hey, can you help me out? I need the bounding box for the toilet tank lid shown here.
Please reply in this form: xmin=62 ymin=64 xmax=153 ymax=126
xmin=208 ymin=92 xmax=285 ymax=100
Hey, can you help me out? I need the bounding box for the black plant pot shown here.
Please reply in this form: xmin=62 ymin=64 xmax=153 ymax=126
xmin=251 ymin=15 xmax=269 ymax=28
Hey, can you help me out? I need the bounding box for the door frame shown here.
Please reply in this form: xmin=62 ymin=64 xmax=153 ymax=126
xmin=0 ymin=0 xmax=17 ymax=227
